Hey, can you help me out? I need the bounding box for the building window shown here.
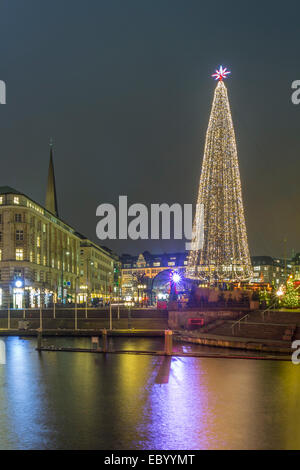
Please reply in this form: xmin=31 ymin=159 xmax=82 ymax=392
xmin=16 ymin=230 xmax=24 ymax=241
xmin=14 ymin=196 xmax=19 ymax=204
xmin=37 ymin=236 xmax=40 ymax=247
xmin=15 ymin=214 xmax=22 ymax=222
xmin=0 ymin=232 xmax=3 ymax=242
xmin=30 ymin=251 xmax=33 ymax=262
xmin=16 ymin=248 xmax=23 ymax=260
xmin=0 ymin=197 xmax=3 ymax=205
xmin=0 ymin=249 xmax=2 ymax=261
xmin=37 ymin=253 xmax=40 ymax=265
xmin=42 ymin=223 xmax=46 ymax=233
xmin=153 ymin=262 xmax=160 ymax=267
xmin=168 ymin=262 xmax=175 ymax=266
xmin=43 ymin=256 xmax=46 ymax=266
xmin=0 ymin=215 xmax=2 ymax=224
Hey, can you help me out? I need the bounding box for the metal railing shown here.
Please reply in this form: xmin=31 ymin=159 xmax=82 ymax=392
xmin=231 ymin=312 xmax=251 ymax=335
xmin=231 ymin=301 xmax=278 ymax=336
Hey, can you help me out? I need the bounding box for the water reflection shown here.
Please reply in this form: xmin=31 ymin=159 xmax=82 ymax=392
xmin=0 ymin=336 xmax=299 ymax=449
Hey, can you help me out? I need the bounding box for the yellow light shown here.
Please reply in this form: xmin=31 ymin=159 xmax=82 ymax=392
xmin=276 ymin=287 xmax=284 ymax=297
xmin=187 ymin=79 xmax=252 ymax=282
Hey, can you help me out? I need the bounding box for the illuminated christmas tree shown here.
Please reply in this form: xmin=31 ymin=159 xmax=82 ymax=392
xmin=187 ymin=66 xmax=252 ymax=282
xmin=283 ymin=278 xmax=299 ymax=308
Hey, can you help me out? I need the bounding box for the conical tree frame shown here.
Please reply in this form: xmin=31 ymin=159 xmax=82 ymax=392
xmin=187 ymin=80 xmax=252 ymax=282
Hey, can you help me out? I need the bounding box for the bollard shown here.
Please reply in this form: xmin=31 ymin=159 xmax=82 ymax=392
xmin=37 ymin=331 xmax=42 ymax=350
xmin=164 ymin=330 xmax=173 ymax=355
xmin=102 ymin=328 xmax=108 ymax=353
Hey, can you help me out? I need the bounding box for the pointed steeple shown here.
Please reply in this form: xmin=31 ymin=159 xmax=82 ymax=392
xmin=45 ymin=139 xmax=59 ymax=217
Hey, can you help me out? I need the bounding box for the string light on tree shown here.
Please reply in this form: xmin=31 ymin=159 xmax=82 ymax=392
xmin=187 ymin=66 xmax=252 ymax=282
xmin=283 ymin=276 xmax=299 ymax=308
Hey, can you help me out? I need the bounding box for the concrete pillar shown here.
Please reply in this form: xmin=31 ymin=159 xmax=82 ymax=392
xmin=102 ymin=328 xmax=108 ymax=353
xmin=91 ymin=336 xmax=100 ymax=350
xmin=164 ymin=330 xmax=173 ymax=355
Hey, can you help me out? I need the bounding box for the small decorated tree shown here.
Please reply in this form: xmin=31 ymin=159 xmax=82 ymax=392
xmin=283 ymin=279 xmax=299 ymax=309
xmin=259 ymin=289 xmax=271 ymax=308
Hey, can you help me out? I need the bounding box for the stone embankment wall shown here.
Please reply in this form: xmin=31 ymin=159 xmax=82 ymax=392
xmin=168 ymin=310 xmax=242 ymax=330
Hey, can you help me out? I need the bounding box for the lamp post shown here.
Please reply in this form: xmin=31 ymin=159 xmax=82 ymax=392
xmin=137 ymin=284 xmax=147 ymax=307
xmin=61 ymin=249 xmax=70 ymax=304
xmin=86 ymin=259 xmax=94 ymax=317
xmin=125 ymin=301 xmax=134 ymax=329
xmin=75 ymin=276 xmax=79 ymax=330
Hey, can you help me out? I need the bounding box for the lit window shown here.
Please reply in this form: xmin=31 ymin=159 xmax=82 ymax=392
xmin=0 ymin=249 xmax=2 ymax=261
xmin=16 ymin=248 xmax=23 ymax=260
xmin=0 ymin=197 xmax=3 ymax=204
xmin=168 ymin=262 xmax=175 ymax=266
xmin=37 ymin=236 xmax=40 ymax=247
xmin=57 ymin=260 xmax=60 ymax=269
xmin=153 ymin=262 xmax=160 ymax=267
xmin=37 ymin=253 xmax=40 ymax=264
xmin=0 ymin=288 xmax=2 ymax=306
xmin=30 ymin=251 xmax=33 ymax=262
xmin=43 ymin=256 xmax=46 ymax=266
xmin=14 ymin=196 xmax=19 ymax=204
xmin=42 ymin=224 xmax=46 ymax=233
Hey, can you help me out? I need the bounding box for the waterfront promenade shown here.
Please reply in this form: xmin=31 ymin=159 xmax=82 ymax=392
xmin=0 ymin=306 xmax=298 ymax=355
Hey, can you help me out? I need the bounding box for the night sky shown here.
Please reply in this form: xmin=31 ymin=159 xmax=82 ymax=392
xmin=0 ymin=1 xmax=300 ymax=258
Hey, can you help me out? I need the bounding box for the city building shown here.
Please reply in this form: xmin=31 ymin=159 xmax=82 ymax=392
xmin=290 ymin=253 xmax=300 ymax=280
xmin=77 ymin=235 xmax=121 ymax=303
xmin=0 ymin=145 xmax=120 ymax=308
xmin=0 ymin=185 xmax=80 ymax=307
xmin=251 ymin=256 xmax=289 ymax=286
xmin=121 ymin=251 xmax=188 ymax=301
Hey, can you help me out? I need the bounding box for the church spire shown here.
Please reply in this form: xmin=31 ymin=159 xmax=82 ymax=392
xmin=45 ymin=139 xmax=58 ymax=217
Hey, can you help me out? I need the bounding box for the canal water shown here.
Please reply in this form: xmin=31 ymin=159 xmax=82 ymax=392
xmin=0 ymin=336 xmax=299 ymax=450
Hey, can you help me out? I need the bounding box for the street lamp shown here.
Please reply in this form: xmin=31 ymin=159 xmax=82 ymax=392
xmin=61 ymin=249 xmax=70 ymax=304
xmin=137 ymin=284 xmax=146 ymax=306
xmin=125 ymin=301 xmax=134 ymax=328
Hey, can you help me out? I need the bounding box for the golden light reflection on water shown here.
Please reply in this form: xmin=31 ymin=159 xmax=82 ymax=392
xmin=0 ymin=337 xmax=299 ymax=450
